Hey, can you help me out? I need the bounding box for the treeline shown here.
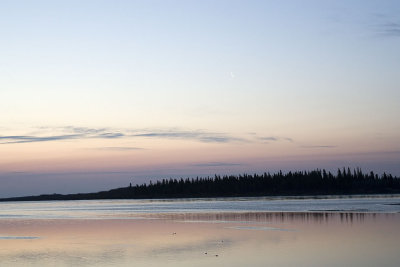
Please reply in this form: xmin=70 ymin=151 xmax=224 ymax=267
xmin=2 ymin=168 xmax=400 ymax=201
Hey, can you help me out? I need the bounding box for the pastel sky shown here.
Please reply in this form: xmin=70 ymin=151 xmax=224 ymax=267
xmin=1 ymin=0 xmax=399 ymax=197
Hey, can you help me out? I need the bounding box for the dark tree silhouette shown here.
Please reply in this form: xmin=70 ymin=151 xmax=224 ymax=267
xmin=1 ymin=168 xmax=399 ymax=201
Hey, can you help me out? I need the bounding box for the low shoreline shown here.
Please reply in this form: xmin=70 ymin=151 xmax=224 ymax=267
xmin=1 ymin=191 xmax=400 ymax=203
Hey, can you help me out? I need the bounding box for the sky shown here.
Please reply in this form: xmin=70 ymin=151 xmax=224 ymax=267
xmin=1 ymin=0 xmax=399 ymax=197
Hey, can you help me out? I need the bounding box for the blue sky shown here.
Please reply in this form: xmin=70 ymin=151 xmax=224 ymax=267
xmin=0 ymin=0 xmax=399 ymax=197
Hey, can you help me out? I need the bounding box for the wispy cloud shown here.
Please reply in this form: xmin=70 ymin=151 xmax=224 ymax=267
xmin=0 ymin=134 xmax=83 ymax=144
xmin=2 ymin=126 xmax=298 ymax=146
xmin=0 ymin=126 xmax=126 ymax=144
xmin=258 ymin=136 xmax=293 ymax=143
xmin=132 ymin=130 xmax=246 ymax=143
xmin=259 ymin=136 xmax=278 ymax=141
xmin=60 ymin=126 xmax=125 ymax=139
xmin=368 ymin=12 xmax=400 ymax=38
xmin=376 ymin=22 xmax=400 ymax=37
xmin=0 ymin=126 xmax=246 ymax=144
xmin=61 ymin=126 xmax=109 ymax=134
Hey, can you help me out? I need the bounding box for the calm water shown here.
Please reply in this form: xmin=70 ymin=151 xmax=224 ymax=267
xmin=0 ymin=195 xmax=399 ymax=219
xmin=0 ymin=196 xmax=399 ymax=266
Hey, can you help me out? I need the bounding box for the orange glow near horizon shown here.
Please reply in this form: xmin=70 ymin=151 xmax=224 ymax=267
xmin=1 ymin=135 xmax=399 ymax=174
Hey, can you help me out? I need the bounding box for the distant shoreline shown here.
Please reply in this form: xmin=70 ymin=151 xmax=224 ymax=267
xmin=1 ymin=193 xmax=400 ymax=203
xmin=1 ymin=168 xmax=399 ymax=202
xmin=1 ymin=192 xmax=400 ymax=203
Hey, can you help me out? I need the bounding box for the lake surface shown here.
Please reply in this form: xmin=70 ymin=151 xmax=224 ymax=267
xmin=1 ymin=195 xmax=400 ymax=266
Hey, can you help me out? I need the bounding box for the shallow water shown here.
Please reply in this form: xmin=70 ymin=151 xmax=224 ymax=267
xmin=0 ymin=195 xmax=399 ymax=219
xmin=0 ymin=196 xmax=399 ymax=266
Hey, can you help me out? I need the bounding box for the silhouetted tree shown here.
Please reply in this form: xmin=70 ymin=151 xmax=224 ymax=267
xmin=2 ymin=168 xmax=399 ymax=201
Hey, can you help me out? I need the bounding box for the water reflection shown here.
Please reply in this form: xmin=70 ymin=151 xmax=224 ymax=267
xmin=0 ymin=212 xmax=399 ymax=267
xmin=1 ymin=196 xmax=400 ymax=219
xmin=147 ymin=211 xmax=397 ymax=225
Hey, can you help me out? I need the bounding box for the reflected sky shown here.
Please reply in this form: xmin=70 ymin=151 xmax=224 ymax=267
xmin=0 ymin=211 xmax=399 ymax=267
